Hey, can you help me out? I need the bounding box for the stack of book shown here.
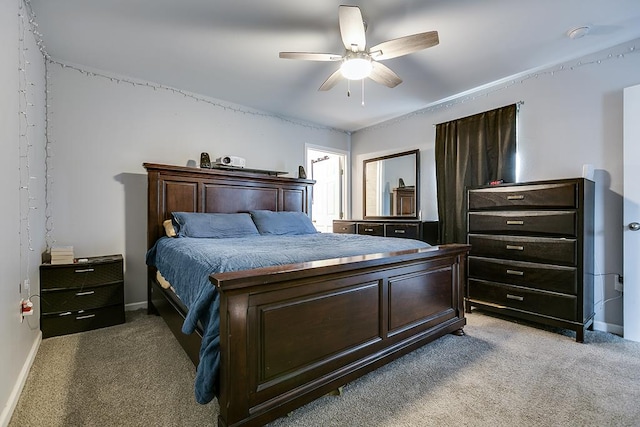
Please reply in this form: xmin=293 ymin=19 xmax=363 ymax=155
xmin=50 ymin=246 xmax=74 ymax=265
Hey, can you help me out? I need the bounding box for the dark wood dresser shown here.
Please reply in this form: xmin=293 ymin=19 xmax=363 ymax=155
xmin=466 ymin=178 xmax=594 ymax=342
xmin=392 ymin=187 xmax=416 ymax=215
xmin=333 ymin=219 xmax=439 ymax=245
xmin=40 ymin=254 xmax=125 ymax=338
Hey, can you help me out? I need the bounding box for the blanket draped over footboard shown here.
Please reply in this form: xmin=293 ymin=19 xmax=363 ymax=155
xmin=146 ymin=233 xmax=430 ymax=403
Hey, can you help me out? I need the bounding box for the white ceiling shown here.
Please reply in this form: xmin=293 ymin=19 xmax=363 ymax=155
xmin=28 ymin=0 xmax=640 ymax=132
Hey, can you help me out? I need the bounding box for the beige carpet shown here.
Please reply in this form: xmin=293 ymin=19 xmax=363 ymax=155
xmin=10 ymin=310 xmax=640 ymax=426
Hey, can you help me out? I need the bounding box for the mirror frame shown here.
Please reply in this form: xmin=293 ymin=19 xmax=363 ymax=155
xmin=363 ymin=149 xmax=420 ymax=219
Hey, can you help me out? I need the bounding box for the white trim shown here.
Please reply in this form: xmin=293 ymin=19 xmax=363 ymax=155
xmin=1 ymin=332 xmax=42 ymax=427
xmin=593 ymin=320 xmax=624 ymax=337
xmin=125 ymin=301 xmax=147 ymax=311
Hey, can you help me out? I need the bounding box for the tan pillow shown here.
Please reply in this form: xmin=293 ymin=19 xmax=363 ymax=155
xmin=163 ymin=219 xmax=177 ymax=237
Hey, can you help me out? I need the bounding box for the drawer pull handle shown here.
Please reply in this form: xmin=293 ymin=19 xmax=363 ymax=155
xmin=507 ymin=195 xmax=524 ymax=200
xmin=364 ymin=228 xmax=374 ymax=232
xmin=75 ymin=291 xmax=95 ymax=296
xmin=59 ymin=311 xmax=72 ymax=317
xmin=506 ymin=245 xmax=524 ymax=251
xmin=506 ymin=269 xmax=524 ymax=276
xmin=506 ymin=220 xmax=524 ymax=225
xmin=341 ymin=227 xmax=348 ymax=231
xmin=75 ymin=268 xmax=95 ymax=273
xmin=394 ymin=229 xmax=406 ymax=234
xmin=76 ymin=314 xmax=96 ymax=320
xmin=506 ymin=294 xmax=524 ymax=301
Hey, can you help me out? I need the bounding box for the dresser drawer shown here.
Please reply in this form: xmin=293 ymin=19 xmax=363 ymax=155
xmin=468 ymin=279 xmax=577 ymax=321
xmin=40 ymin=256 xmax=123 ymax=290
xmin=469 ymin=182 xmax=577 ymax=210
xmin=41 ymin=304 xmax=126 ymax=338
xmin=333 ymin=221 xmax=356 ymax=234
xmin=468 ymin=256 xmax=577 ymax=294
xmin=468 ymin=211 xmax=576 ymax=236
xmin=468 ymin=234 xmax=576 ymax=266
xmin=357 ymin=223 xmax=384 ymax=236
xmin=385 ymin=223 xmax=420 ymax=239
xmin=41 ymin=283 xmax=124 ymax=314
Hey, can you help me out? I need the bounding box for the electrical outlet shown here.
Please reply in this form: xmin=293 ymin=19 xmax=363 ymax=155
xmin=20 ymin=298 xmax=34 ymax=322
xmin=615 ymin=274 xmax=624 ymax=292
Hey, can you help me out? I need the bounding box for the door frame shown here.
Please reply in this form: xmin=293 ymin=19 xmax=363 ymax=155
xmin=305 ymin=144 xmax=350 ymax=223
xmin=623 ymin=83 xmax=640 ymax=342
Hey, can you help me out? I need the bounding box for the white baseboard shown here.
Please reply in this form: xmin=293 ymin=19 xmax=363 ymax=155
xmin=593 ymin=320 xmax=624 ymax=337
xmin=1 ymin=332 xmax=42 ymax=427
xmin=125 ymin=301 xmax=147 ymax=311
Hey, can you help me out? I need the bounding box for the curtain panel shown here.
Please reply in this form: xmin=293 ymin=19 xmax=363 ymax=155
xmin=435 ymin=103 xmax=517 ymax=244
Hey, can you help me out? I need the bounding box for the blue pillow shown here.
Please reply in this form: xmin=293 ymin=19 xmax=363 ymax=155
xmin=250 ymin=210 xmax=318 ymax=235
xmin=171 ymin=212 xmax=260 ymax=238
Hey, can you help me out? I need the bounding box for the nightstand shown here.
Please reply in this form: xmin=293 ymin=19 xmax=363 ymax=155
xmin=40 ymin=254 xmax=125 ymax=338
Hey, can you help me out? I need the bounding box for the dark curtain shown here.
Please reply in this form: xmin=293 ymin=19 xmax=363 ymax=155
xmin=435 ymin=104 xmax=517 ymax=244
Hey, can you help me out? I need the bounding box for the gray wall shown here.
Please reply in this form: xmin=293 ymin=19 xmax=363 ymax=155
xmin=351 ymin=38 xmax=640 ymax=334
xmin=1 ymin=1 xmax=46 ymax=423
xmin=46 ymin=65 xmax=350 ymax=307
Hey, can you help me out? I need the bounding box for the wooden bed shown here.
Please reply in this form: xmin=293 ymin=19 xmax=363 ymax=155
xmin=144 ymin=162 xmax=470 ymax=427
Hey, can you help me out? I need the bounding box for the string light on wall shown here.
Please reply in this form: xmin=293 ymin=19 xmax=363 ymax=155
xmin=44 ymin=59 xmax=55 ymax=249
xmin=46 ymin=59 xmax=347 ymax=134
xmin=20 ymin=0 xmax=348 ymax=261
xmin=22 ymin=3 xmax=55 ymax=251
xmin=20 ymin=0 xmax=347 ymax=263
xmin=22 ymin=0 xmax=55 ymax=254
xmin=18 ymin=0 xmax=40 ymax=306
xmin=358 ymin=42 xmax=639 ymax=133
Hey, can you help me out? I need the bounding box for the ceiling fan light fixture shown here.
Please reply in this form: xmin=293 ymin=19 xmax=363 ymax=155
xmin=340 ymin=56 xmax=372 ymax=80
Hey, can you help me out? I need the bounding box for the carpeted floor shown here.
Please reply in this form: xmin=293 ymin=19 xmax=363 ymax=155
xmin=10 ymin=310 xmax=640 ymax=426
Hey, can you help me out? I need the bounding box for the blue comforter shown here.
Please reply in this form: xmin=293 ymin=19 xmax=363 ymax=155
xmin=145 ymin=233 xmax=430 ymax=404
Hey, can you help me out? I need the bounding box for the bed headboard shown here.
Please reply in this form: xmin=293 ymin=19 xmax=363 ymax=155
xmin=143 ymin=163 xmax=315 ymax=249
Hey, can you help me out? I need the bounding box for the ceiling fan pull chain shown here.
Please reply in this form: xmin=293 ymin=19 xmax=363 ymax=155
xmin=347 ymin=79 xmax=351 ymax=97
xmin=361 ymin=79 xmax=365 ymax=106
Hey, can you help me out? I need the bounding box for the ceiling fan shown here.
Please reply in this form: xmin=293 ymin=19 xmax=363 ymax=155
xmin=279 ymin=5 xmax=439 ymax=91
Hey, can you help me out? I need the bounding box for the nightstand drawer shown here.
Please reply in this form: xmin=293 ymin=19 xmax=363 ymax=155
xmin=357 ymin=223 xmax=384 ymax=236
xmin=469 ymin=182 xmax=577 ymax=210
xmin=468 ymin=279 xmax=577 ymax=321
xmin=41 ymin=305 xmax=125 ymax=338
xmin=40 ymin=255 xmax=123 ymax=290
xmin=41 ymin=283 xmax=124 ymax=314
xmin=468 ymin=256 xmax=577 ymax=294
xmin=385 ymin=223 xmax=420 ymax=239
xmin=333 ymin=221 xmax=356 ymax=234
xmin=468 ymin=234 xmax=576 ymax=266
xmin=468 ymin=211 xmax=576 ymax=236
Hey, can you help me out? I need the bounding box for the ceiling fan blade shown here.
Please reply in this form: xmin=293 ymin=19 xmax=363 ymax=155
xmin=279 ymin=52 xmax=343 ymax=61
xmin=318 ymin=69 xmax=343 ymax=91
xmin=369 ymin=61 xmax=402 ymax=88
xmin=339 ymin=5 xmax=366 ymax=52
xmin=369 ymin=31 xmax=439 ymax=61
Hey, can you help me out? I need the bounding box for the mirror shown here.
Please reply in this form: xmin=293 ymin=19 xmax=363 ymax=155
xmin=363 ymin=149 xmax=419 ymax=219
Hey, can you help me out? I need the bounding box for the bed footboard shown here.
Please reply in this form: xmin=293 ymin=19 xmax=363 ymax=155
xmin=213 ymin=244 xmax=469 ymax=427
